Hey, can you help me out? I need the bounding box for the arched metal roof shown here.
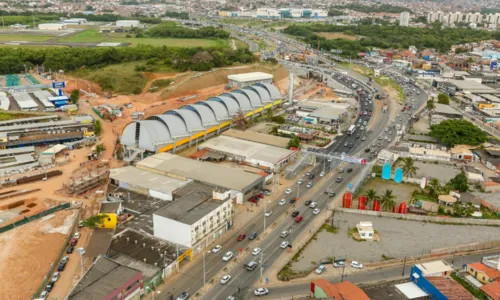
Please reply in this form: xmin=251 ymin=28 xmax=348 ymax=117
xmin=139 ymin=120 xmax=173 ymax=151
xmin=207 ymin=96 xmax=240 ymax=116
xmin=121 ymin=122 xmax=138 ymax=147
xmin=166 ymin=109 xmax=205 ymax=132
xmin=182 ymin=104 xmax=219 ymax=126
xmin=222 ymin=92 xmax=253 ymax=111
xmin=199 ymin=100 xmax=230 ymax=120
xmin=148 ymin=115 xmax=189 ymax=138
xmin=234 ymin=89 xmax=262 ymax=107
xmin=245 ymin=86 xmax=271 ymax=103
xmin=256 ymin=83 xmax=281 ymax=100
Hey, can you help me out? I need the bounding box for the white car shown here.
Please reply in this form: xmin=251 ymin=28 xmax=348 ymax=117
xmin=252 ymin=248 xmax=261 ymax=256
xmin=313 ymin=208 xmax=321 ymax=215
xmin=285 ymin=188 xmax=292 ymax=194
xmin=350 ymin=261 xmax=363 ymax=269
xmin=297 ymin=178 xmax=303 ymax=185
xmin=333 ymin=261 xmax=346 ymax=268
xmin=279 ymin=199 xmax=286 ymax=206
xmin=77 ymin=247 xmax=85 ymax=255
xmin=220 ymin=275 xmax=231 ymax=284
xmin=320 ymin=171 xmax=325 ymax=177
xmin=280 ymin=231 xmax=289 ymax=238
xmin=264 ymin=210 xmax=272 ymax=217
xmin=254 ymin=288 xmax=269 ymax=296
xmin=212 ymin=245 xmax=222 ymax=253
xmin=280 ymin=241 xmax=290 ymax=249
xmin=74 ymin=232 xmax=81 ymax=239
xmin=309 ymin=202 xmax=317 ymax=208
xmin=306 ymin=182 xmax=312 ymax=188
xmin=222 ymin=251 xmax=234 ymax=262
xmin=51 ymin=272 xmax=60 ymax=283
xmin=315 ymin=265 xmax=326 ymax=274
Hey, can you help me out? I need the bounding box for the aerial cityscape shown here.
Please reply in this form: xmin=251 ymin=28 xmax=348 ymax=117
xmin=0 ymin=0 xmax=499 ymax=300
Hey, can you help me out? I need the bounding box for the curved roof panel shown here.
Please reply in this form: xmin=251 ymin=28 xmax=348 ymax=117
xmin=256 ymin=83 xmax=281 ymax=100
xmin=149 ymin=114 xmax=189 ymax=138
xmin=234 ymin=89 xmax=262 ymax=107
xmin=139 ymin=120 xmax=173 ymax=151
xmin=121 ymin=122 xmax=138 ymax=147
xmin=166 ymin=109 xmax=205 ymax=132
xmin=182 ymin=104 xmax=218 ymax=126
xmin=208 ymin=96 xmax=239 ymax=116
xmin=222 ymin=92 xmax=253 ymax=111
xmin=199 ymin=100 xmax=230 ymax=120
xmin=245 ymin=86 xmax=271 ymax=103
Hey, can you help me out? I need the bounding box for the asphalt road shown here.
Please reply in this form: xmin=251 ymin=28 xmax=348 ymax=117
xmin=238 ymin=248 xmax=500 ymax=299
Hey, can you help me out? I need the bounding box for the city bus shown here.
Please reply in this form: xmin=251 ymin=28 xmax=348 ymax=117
xmin=347 ymin=125 xmax=356 ymax=135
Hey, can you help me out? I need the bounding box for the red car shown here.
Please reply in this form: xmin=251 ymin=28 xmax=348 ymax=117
xmin=257 ymin=193 xmax=264 ymax=199
xmin=359 ymin=111 xmax=363 ymax=116
xmin=248 ymin=197 xmax=259 ymax=203
xmin=70 ymin=238 xmax=78 ymax=246
xmin=237 ymin=234 xmax=246 ymax=241
xmin=295 ymin=216 xmax=303 ymax=223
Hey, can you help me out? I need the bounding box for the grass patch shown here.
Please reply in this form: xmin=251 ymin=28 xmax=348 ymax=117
xmin=480 ymin=207 xmax=500 ymax=219
xmin=109 ymin=37 xmax=228 ymax=47
xmin=316 ymin=32 xmax=360 ymax=41
xmin=451 ymin=272 xmax=489 ymax=300
xmin=375 ymin=76 xmax=407 ymax=102
xmin=340 ymin=62 xmax=374 ymax=77
xmin=413 ymin=193 xmax=438 ymax=203
xmin=0 ymin=34 xmax=54 ymax=42
xmin=0 ymin=111 xmax=44 ymax=121
xmin=234 ymin=39 xmax=248 ymax=50
xmin=320 ymin=223 xmax=339 ymax=234
xmin=381 ymin=254 xmax=395 ymax=260
xmin=149 ymin=79 xmax=173 ymax=92
xmin=58 ymin=29 xmax=106 ymax=43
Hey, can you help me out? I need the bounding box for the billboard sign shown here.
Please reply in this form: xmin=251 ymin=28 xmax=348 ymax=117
xmin=490 ymin=61 xmax=498 ymax=70
xmin=52 ymin=81 xmax=66 ymax=89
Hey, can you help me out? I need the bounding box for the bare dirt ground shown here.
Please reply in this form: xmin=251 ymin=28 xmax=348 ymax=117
xmin=316 ymin=32 xmax=360 ymax=41
xmin=0 ymin=209 xmax=77 ymax=300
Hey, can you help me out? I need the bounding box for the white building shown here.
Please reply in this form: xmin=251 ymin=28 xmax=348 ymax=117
xmin=356 ymin=221 xmax=374 ymax=240
xmin=486 ymin=13 xmax=500 ymax=26
xmin=256 ymin=8 xmax=281 ymax=18
xmin=38 ymin=23 xmax=67 ymax=30
xmin=153 ymin=182 xmax=234 ymax=250
xmin=116 ymin=20 xmax=141 ymax=28
xmin=427 ymin=11 xmax=444 ymax=23
xmin=400 ymin=12 xmax=410 ymax=26
xmin=465 ymin=12 xmax=483 ymax=24
xmin=227 ymin=72 xmax=274 ymax=88
xmin=62 ymin=18 xmax=87 ymax=24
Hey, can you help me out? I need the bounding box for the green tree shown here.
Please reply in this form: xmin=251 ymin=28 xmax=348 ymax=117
xmin=426 ymin=99 xmax=436 ymax=111
xmin=271 ymin=115 xmax=285 ymax=124
xmin=287 ymin=136 xmax=301 ymax=149
xmin=401 ymin=157 xmax=418 ymax=179
xmin=452 ymin=202 xmax=474 ymax=217
xmin=427 ymin=178 xmax=441 ymax=197
xmin=429 ymin=119 xmax=488 ymax=147
xmin=437 ymin=93 xmax=450 ymax=105
xmin=70 ymin=89 xmax=80 ymax=105
xmin=94 ymin=119 xmax=103 ymax=136
xmin=380 ymin=189 xmax=396 ymax=212
xmin=448 ymin=171 xmax=469 ymax=192
xmin=93 ymin=143 xmax=106 ymax=156
xmin=81 ymin=214 xmax=109 ymax=228
xmin=364 ymin=188 xmax=379 ymax=209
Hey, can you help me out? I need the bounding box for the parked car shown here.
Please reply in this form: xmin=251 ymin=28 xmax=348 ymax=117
xmin=285 ymin=188 xmax=292 ymax=194
xmin=222 ymin=251 xmax=234 ymax=262
xmin=67 ymin=246 xmax=74 ymax=254
xmin=177 ymin=291 xmax=190 ymax=300
xmin=45 ymin=283 xmax=54 ymax=292
xmin=220 ymin=275 xmax=231 ymax=285
xmin=77 ymin=247 xmax=85 ymax=255
xmin=237 ymin=234 xmax=246 ymax=241
xmin=73 ymin=232 xmax=81 ymax=239
xmin=347 ymin=168 xmax=353 ymax=173
xmin=70 ymin=238 xmax=78 ymax=246
xmin=350 ymin=261 xmax=363 ymax=269
xmin=315 ymin=265 xmax=326 ymax=274
xmin=39 ymin=291 xmax=48 ymax=300
xmin=306 ymin=182 xmax=313 ymax=188
xmin=254 ymin=288 xmax=269 ymax=296
xmin=333 ymin=261 xmax=346 ymax=268
xmin=295 ymin=216 xmax=303 ymax=223
xmin=57 ymin=260 xmax=67 ymax=271
xmin=320 ymin=171 xmax=325 ymax=177
xmin=252 ymin=248 xmax=261 ymax=256
xmin=248 ymin=232 xmax=258 ymax=240
xmin=51 ymin=272 xmax=60 ymax=283
xmin=291 ymin=211 xmax=299 ymax=217
xmin=212 ymin=245 xmax=222 ymax=253
xmin=289 ymin=198 xmax=296 ymax=204
xmin=305 ymin=200 xmax=312 ymax=206
xmin=279 ymin=199 xmax=286 ymax=206
xmin=280 ymin=231 xmax=289 ymax=238
xmin=280 ymin=241 xmax=290 ymax=249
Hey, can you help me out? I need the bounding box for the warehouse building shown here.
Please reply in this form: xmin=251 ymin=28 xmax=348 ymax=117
xmin=222 ymin=129 xmax=290 ymax=148
xmin=110 ymin=166 xmax=191 ymax=201
xmin=38 ymin=23 xmax=67 ymax=30
xmin=121 ymin=83 xmax=282 ymax=159
xmin=430 ymin=103 xmax=463 ymax=125
xmin=116 ymin=20 xmax=140 ymax=28
xmin=296 ymin=101 xmax=350 ymax=128
xmin=153 ymin=182 xmax=234 ymax=250
xmin=12 ymin=92 xmax=39 ymax=111
xmin=0 ymin=114 xmax=58 ymax=127
xmin=32 ymin=90 xmax=55 ymax=111
xmin=198 ymin=135 xmax=297 ymax=171
xmin=227 ymin=72 xmax=274 ymax=88
xmin=136 ymin=152 xmax=265 ymax=203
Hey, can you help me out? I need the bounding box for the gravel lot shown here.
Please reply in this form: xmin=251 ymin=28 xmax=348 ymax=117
xmin=292 ymin=212 xmax=500 ymax=272
xmin=414 ymin=161 xmax=461 ymax=183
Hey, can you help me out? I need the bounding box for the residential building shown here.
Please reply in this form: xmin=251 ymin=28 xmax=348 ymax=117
xmin=67 ymin=256 xmax=143 ymax=300
xmin=427 ymin=11 xmax=444 ymax=23
xmin=310 ymin=279 xmax=369 ymax=300
xmin=227 ymin=72 xmax=274 ymax=88
xmin=481 ymin=280 xmax=500 ymax=300
xmin=467 ymin=262 xmax=500 ymax=284
xmin=475 ymin=192 xmax=500 ymax=213
xmin=465 ymin=12 xmax=483 ymax=24
xmin=400 ymin=12 xmax=410 ymax=26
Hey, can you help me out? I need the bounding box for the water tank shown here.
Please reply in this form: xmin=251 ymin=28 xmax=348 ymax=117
xmin=358 ymin=196 xmax=366 ymax=210
xmin=342 ymin=192 xmax=352 ymax=208
xmin=372 ymin=200 xmax=380 ymax=212
xmin=399 ymin=202 xmax=408 ymax=214
xmin=392 ymin=206 xmax=398 ymax=213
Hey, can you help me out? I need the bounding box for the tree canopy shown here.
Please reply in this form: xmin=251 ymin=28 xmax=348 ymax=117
xmin=147 ymin=22 xmax=229 ymax=39
xmin=448 ymin=171 xmax=469 ymax=193
xmin=429 ymin=119 xmax=488 ymax=147
xmin=437 ymin=93 xmax=450 ymax=105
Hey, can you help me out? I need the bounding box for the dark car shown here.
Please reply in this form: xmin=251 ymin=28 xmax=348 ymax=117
xmin=347 ymin=168 xmax=353 ymax=173
xmin=355 ymin=135 xmax=360 ymax=139
xmin=248 ymin=232 xmax=258 ymax=240
xmin=70 ymin=238 xmax=78 ymax=246
xmin=308 ymin=174 xmax=315 ymax=179
xmin=237 ymin=234 xmax=246 ymax=241
xmin=248 ymin=197 xmax=259 ymax=203
xmin=305 ymin=200 xmax=312 ymax=206
xmin=348 ymin=143 xmax=353 ymax=148
xmin=335 ymin=177 xmax=343 ymax=183
xmin=67 ymin=246 xmax=74 ymax=254
xmin=364 ymin=148 xmax=370 ymax=153
xmin=57 ymin=261 xmax=67 ymax=271
xmin=289 ymin=198 xmax=296 ymax=203
xmin=291 ymin=211 xmax=299 ymax=217
xmin=45 ymin=283 xmax=54 ymax=292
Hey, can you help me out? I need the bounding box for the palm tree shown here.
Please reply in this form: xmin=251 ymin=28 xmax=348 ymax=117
xmin=401 ymin=157 xmax=418 ymax=179
xmin=381 ymin=189 xmax=397 ymax=212
xmin=428 ymin=178 xmax=441 ymax=197
xmin=364 ymin=188 xmax=379 ymax=209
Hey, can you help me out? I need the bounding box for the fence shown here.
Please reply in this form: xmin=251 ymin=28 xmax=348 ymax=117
xmin=0 ymin=202 xmax=71 ymax=234
xmin=335 ymin=208 xmax=500 ymax=226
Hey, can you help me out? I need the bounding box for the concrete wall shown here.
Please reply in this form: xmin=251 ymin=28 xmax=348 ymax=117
xmin=152 ymin=214 xmax=191 ymax=247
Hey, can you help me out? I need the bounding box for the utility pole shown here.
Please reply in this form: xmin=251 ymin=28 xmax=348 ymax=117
xmin=341 ymin=264 xmax=346 ymax=282
xmin=203 ymin=251 xmax=206 ymax=285
xmin=263 ymin=200 xmax=267 ymax=232
xmin=402 ymin=255 xmax=407 ymax=277
xmin=260 ymin=251 xmax=264 ymax=282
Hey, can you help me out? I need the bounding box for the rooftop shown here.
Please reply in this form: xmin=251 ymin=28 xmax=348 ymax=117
xmin=136 ymin=153 xmax=264 ymax=191
xmin=312 ymin=279 xmax=369 ymax=300
xmin=222 ymin=129 xmax=290 ymax=148
xmin=434 ymin=103 xmax=462 ymax=116
xmin=447 ymin=79 xmax=499 ymax=94
xmin=481 ymin=281 xmax=500 ymax=300
xmin=309 ymin=106 xmax=347 ymax=121
xmin=68 ymin=256 xmax=141 ymax=300
xmin=415 ymin=260 xmax=453 ymax=276
xmin=426 ymin=276 xmax=474 ymax=300
xmin=198 ymin=135 xmax=296 ymax=165
xmin=227 ymin=72 xmax=273 ymax=82
xmin=468 ymin=262 xmax=500 ymax=279
xmin=153 ymin=182 xmax=228 ymax=225
xmin=473 ymin=192 xmax=500 ymax=207
xmin=110 ymin=166 xmax=190 ymax=195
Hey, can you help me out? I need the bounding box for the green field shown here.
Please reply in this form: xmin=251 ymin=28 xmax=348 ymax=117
xmin=109 ymin=37 xmax=228 ymax=47
xmin=0 ymin=34 xmax=55 ymax=42
xmin=58 ymin=29 xmax=106 ymax=43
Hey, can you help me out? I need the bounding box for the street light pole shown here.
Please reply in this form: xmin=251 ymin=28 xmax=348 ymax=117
xmin=203 ymin=251 xmax=206 ymax=285
xmin=263 ymin=201 xmax=267 ymax=232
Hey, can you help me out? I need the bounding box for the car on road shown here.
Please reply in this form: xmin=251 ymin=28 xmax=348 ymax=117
xmin=67 ymin=246 xmax=74 ymax=254
xmin=77 ymin=247 xmax=85 ymax=255
xmin=70 ymin=238 xmax=78 ymax=246
xmin=248 ymin=232 xmax=258 ymax=240
xmin=364 ymin=148 xmax=370 ymax=153
xmin=291 ymin=211 xmax=299 ymax=217
xmin=327 ymin=158 xmax=333 ymax=163
xmin=309 ymin=202 xmax=317 ymax=208
xmin=177 ymin=292 xmax=190 ymax=300
xmin=350 ymin=261 xmax=363 ymax=269
xmin=279 ymin=199 xmax=286 ymax=206
xmin=212 ymin=245 xmax=222 ymax=253
xmin=254 ymin=288 xmax=269 ymax=296
xmin=313 ymin=208 xmax=321 ymax=215
xmin=285 ymin=188 xmax=292 ymax=194
xmin=315 ymin=265 xmax=326 ymax=274
xmin=73 ymin=232 xmax=81 ymax=239
xmin=280 ymin=241 xmax=290 ymax=249
xmin=308 ymin=173 xmax=315 ymax=179
xmin=348 ymin=143 xmax=353 ymax=148
xmin=280 ymin=231 xmax=289 ymax=238
xmin=220 ymin=275 xmax=231 ymax=285
xmin=295 ymin=216 xmax=303 ymax=223
xmin=333 ymin=261 xmax=346 ymax=268
xmin=51 ymin=272 xmax=60 ymax=283
xmin=335 ymin=177 xmax=343 ymax=183
xmin=306 ymin=182 xmax=313 ymax=188
xmin=264 ymin=210 xmax=272 ymax=217
xmin=378 ymin=136 xmax=383 ymax=140
xmin=355 ymin=134 xmax=360 ymax=139
xmin=252 ymin=248 xmax=261 ymax=256
xmin=237 ymin=234 xmax=246 ymax=241
xmin=305 ymin=200 xmax=312 ymax=206
xmin=361 ymin=136 xmax=366 ymax=141
xmin=320 ymin=171 xmax=325 ymax=177
xmin=359 ymin=111 xmax=363 ymax=116
xmin=222 ymin=251 xmax=234 ymax=262
xmin=343 ymin=142 xmax=348 ymax=147
xmin=298 ymin=178 xmax=303 ymax=185
xmin=368 ymin=112 xmax=372 ymax=116
xmin=39 ymin=291 xmax=48 ymax=300
xmin=245 ymin=261 xmax=258 ymax=271
xmin=306 ymin=171 xmax=311 ymax=176
xmin=339 ymin=168 xmax=345 ymax=173
xmin=347 ymin=168 xmax=353 ymax=173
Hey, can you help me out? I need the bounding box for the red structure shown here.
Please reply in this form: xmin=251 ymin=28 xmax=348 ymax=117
xmin=372 ymin=200 xmax=380 ymax=212
xmin=399 ymin=202 xmax=408 ymax=214
xmin=392 ymin=206 xmax=398 ymax=213
xmin=358 ymin=196 xmax=366 ymax=210
xmin=342 ymin=192 xmax=352 ymax=208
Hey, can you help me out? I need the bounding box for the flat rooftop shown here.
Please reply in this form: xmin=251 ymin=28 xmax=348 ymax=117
xmin=415 ymin=260 xmax=453 ymax=276
xmin=110 ymin=166 xmax=191 ymax=195
xmin=222 ymin=129 xmax=290 ymax=148
xmin=0 ymin=114 xmax=58 ymax=126
xmin=228 ymin=72 xmax=273 ymax=82
xmin=434 ymin=103 xmax=462 ymax=116
xmin=198 ymin=135 xmax=296 ymax=165
xmin=154 ymin=182 xmax=227 ymax=225
xmin=0 ymin=119 xmax=82 ymax=133
xmin=136 ymin=152 xmax=264 ymax=191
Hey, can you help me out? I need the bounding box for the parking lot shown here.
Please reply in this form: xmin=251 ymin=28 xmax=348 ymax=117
xmin=291 ymin=212 xmax=500 ymax=272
